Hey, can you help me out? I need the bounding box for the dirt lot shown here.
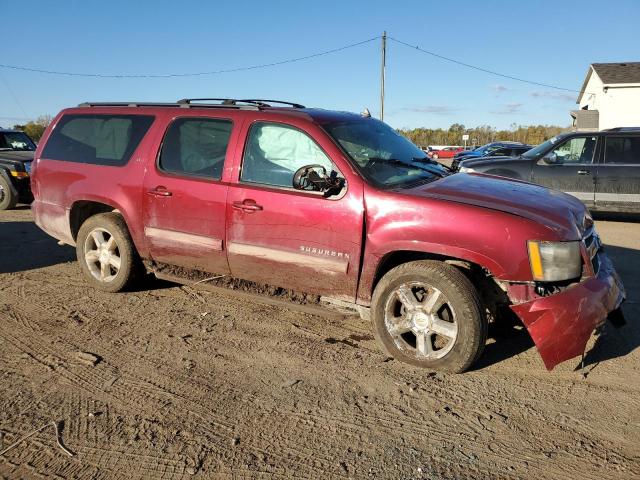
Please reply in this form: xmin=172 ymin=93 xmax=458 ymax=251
xmin=0 ymin=207 xmax=638 ymax=479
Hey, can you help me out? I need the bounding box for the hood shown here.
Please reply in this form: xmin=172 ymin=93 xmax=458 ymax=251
xmin=0 ymin=150 xmax=34 ymax=164
xmin=402 ymin=173 xmax=587 ymax=239
xmin=459 ymin=155 xmax=521 ymax=168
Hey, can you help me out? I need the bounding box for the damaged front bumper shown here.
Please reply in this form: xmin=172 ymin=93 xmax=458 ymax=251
xmin=510 ymin=251 xmax=625 ymax=370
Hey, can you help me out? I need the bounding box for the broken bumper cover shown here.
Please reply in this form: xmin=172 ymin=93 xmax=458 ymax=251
xmin=510 ymin=252 xmax=625 ymax=370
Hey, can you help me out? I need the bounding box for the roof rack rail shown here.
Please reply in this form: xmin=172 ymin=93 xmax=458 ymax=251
xmin=177 ymin=98 xmax=305 ymax=109
xmin=78 ymin=98 xmax=305 ymax=110
xmin=240 ymin=99 xmax=305 ymax=108
xmin=77 ymin=101 xmax=259 ymax=110
xmin=79 ymin=102 xmax=182 ymax=108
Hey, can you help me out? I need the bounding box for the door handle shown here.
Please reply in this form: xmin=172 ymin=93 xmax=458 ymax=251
xmin=232 ymin=199 xmax=263 ymax=213
xmin=147 ymin=186 xmax=172 ymax=197
xmin=577 ymin=170 xmax=591 ymax=176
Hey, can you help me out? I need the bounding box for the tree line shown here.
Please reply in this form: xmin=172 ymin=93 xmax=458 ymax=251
xmin=12 ymin=116 xmax=53 ymax=141
xmin=399 ymin=123 xmax=569 ymax=148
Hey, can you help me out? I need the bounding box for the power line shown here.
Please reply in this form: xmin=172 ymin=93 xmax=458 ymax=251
xmin=0 ymin=33 xmax=585 ymax=100
xmin=0 ymin=36 xmax=380 ymax=78
xmin=388 ymin=36 xmax=580 ymax=93
xmin=0 ymin=72 xmax=29 ymax=117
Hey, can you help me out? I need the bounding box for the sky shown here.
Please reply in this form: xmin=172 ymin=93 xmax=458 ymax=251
xmin=1 ymin=0 xmax=639 ymax=130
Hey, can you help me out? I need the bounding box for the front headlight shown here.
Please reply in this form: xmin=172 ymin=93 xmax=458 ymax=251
xmin=459 ymin=166 xmax=475 ymax=173
xmin=527 ymin=240 xmax=582 ymax=281
xmin=9 ymin=169 xmax=29 ymax=179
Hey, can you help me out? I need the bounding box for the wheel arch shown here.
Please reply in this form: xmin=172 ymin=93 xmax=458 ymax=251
xmin=358 ymin=242 xmax=507 ymax=305
xmin=69 ymin=200 xmax=121 ymax=241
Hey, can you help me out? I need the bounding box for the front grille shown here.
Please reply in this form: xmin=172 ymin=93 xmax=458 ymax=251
xmin=583 ymin=227 xmax=601 ymax=276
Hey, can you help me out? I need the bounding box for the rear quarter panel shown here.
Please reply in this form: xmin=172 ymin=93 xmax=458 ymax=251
xmin=32 ymin=108 xmax=166 ymax=253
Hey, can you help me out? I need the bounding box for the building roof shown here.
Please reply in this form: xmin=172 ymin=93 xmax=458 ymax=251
xmin=591 ymin=62 xmax=640 ymax=84
xmin=577 ymin=62 xmax=640 ymax=103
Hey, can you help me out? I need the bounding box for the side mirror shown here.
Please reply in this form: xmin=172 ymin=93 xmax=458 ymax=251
xmin=292 ymin=164 xmax=344 ymax=196
xmin=542 ymin=152 xmax=558 ymax=164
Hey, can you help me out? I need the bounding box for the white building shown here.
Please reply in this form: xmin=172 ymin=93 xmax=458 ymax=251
xmin=572 ymin=62 xmax=640 ymax=131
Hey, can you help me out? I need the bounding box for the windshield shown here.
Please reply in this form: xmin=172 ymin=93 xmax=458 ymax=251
xmin=323 ymin=118 xmax=448 ymax=188
xmin=521 ymin=134 xmax=569 ymax=159
xmin=0 ymin=132 xmax=36 ymax=151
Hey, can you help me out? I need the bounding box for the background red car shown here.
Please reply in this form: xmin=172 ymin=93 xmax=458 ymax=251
xmin=428 ymin=146 xmax=465 ymax=159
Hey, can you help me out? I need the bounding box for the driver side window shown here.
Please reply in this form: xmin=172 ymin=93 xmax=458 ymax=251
xmin=551 ymin=136 xmax=596 ymax=164
xmin=241 ymin=122 xmax=334 ymax=188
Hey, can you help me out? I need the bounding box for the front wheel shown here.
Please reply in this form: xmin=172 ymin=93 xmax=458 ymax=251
xmin=0 ymin=176 xmax=17 ymax=210
xmin=76 ymin=213 xmax=142 ymax=292
xmin=371 ymin=260 xmax=487 ymax=373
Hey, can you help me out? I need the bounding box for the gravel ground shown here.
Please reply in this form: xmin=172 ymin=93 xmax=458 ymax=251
xmin=0 ymin=207 xmax=638 ymax=479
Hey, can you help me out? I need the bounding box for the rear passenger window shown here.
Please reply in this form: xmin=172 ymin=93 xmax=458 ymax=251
xmin=159 ymin=118 xmax=232 ymax=179
xmin=42 ymin=114 xmax=154 ymax=166
xmin=605 ymin=137 xmax=640 ymax=165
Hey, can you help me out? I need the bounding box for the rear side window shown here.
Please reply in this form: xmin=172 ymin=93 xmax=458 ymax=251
xmin=158 ymin=118 xmax=232 ymax=179
xmin=42 ymin=114 xmax=154 ymax=166
xmin=604 ymin=136 xmax=640 ymax=165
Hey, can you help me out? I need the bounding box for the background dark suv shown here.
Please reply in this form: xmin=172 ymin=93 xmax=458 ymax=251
xmin=0 ymin=128 xmax=36 ymax=210
xmin=457 ymin=128 xmax=640 ymax=213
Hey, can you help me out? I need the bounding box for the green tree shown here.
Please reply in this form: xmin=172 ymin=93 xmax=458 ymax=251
xmin=12 ymin=115 xmax=52 ymax=141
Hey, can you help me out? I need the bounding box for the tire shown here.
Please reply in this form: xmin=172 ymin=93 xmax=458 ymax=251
xmin=76 ymin=212 xmax=142 ymax=292
xmin=0 ymin=175 xmax=18 ymax=210
xmin=371 ymin=260 xmax=487 ymax=373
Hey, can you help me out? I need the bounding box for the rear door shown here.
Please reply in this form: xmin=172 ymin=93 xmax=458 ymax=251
xmin=531 ymin=135 xmax=598 ymax=207
xmin=225 ymin=119 xmax=365 ymax=300
xmin=595 ymin=134 xmax=640 ymax=212
xmin=142 ymin=113 xmax=239 ymax=274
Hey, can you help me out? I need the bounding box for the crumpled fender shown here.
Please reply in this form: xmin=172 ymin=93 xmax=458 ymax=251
xmin=511 ymin=253 xmax=625 ymax=370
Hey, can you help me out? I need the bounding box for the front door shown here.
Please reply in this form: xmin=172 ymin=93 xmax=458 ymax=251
xmin=531 ymin=135 xmax=598 ymax=207
xmin=225 ymin=121 xmax=364 ymax=300
xmin=595 ymin=134 xmax=640 ymax=212
xmin=142 ymin=116 xmax=234 ymax=274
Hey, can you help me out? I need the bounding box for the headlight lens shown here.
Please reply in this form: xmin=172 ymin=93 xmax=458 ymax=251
xmin=10 ymin=170 xmax=29 ymax=178
xmin=527 ymin=240 xmax=582 ymax=281
xmin=459 ymin=166 xmax=475 ymax=173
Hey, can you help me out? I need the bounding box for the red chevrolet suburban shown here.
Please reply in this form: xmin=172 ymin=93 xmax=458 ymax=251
xmin=31 ymin=99 xmax=626 ymax=372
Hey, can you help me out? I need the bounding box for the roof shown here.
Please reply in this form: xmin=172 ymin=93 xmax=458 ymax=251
xmin=591 ymin=62 xmax=640 ymax=84
xmin=578 ymin=62 xmax=640 ymax=103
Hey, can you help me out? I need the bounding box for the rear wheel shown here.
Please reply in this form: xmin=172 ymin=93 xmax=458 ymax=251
xmin=0 ymin=176 xmax=17 ymax=210
xmin=371 ymin=260 xmax=487 ymax=373
xmin=76 ymin=213 xmax=142 ymax=292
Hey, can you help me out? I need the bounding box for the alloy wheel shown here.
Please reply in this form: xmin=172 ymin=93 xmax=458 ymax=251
xmin=83 ymin=227 xmax=122 ymax=283
xmin=383 ymin=282 xmax=458 ymax=359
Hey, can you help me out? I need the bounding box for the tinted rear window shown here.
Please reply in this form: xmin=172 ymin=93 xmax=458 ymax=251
xmin=42 ymin=114 xmax=154 ymax=166
xmin=604 ymin=136 xmax=640 ymax=165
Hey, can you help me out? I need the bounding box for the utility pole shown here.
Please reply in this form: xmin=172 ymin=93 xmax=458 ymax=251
xmin=380 ymin=31 xmax=386 ymax=122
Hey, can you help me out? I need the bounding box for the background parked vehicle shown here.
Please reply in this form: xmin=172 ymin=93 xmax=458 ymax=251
xmin=428 ymin=146 xmax=464 ymax=160
xmin=457 ymin=127 xmax=640 ymax=213
xmin=451 ymin=142 xmax=533 ymax=170
xmin=453 ymin=141 xmax=531 ymax=161
xmin=0 ymin=128 xmax=36 ymax=210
